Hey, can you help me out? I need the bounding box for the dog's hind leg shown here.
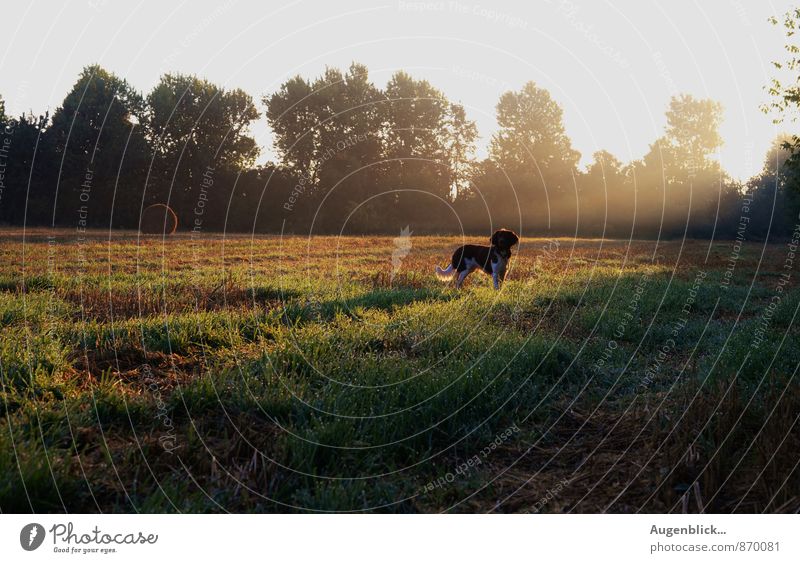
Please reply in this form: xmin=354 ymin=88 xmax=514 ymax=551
xmin=455 ymin=269 xmax=470 ymax=289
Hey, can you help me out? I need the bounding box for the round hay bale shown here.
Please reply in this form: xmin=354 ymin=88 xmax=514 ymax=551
xmin=140 ymin=204 xmax=178 ymax=235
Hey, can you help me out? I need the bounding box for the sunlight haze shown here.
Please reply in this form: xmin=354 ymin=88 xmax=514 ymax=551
xmin=0 ymin=0 xmax=795 ymax=180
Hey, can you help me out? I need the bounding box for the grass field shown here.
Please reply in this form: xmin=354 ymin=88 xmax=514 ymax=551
xmin=1 ymin=228 xmax=798 ymax=513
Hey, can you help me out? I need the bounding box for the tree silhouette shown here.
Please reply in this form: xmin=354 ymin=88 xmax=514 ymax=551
xmin=766 ymin=8 xmax=800 ymax=148
xmin=309 ymin=64 xmax=385 ymax=230
xmin=0 ymin=62 xmax=785 ymax=238
xmin=489 ymin=81 xmax=580 ymax=183
xmin=746 ymin=134 xmax=799 ymax=237
xmin=146 ymin=73 xmax=259 ymax=226
xmin=444 ymin=102 xmax=478 ymax=198
xmin=265 ymin=74 xmax=317 ymax=182
xmin=47 ymin=64 xmax=150 ymax=228
xmin=765 ymin=8 xmax=800 ymax=224
xmin=0 ymin=112 xmax=52 ymax=225
xmin=265 ymin=65 xmax=477 ymax=231
xmin=381 ymin=71 xmax=460 ymax=226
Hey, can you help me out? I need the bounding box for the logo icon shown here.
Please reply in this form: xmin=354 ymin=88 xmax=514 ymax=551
xmin=20 ymin=523 xmax=45 ymax=551
xmin=390 ymin=225 xmax=413 ymax=285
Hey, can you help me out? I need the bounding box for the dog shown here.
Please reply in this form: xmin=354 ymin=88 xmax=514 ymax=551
xmin=435 ymin=229 xmax=520 ymax=289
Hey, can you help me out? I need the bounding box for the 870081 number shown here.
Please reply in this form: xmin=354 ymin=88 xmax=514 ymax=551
xmin=738 ymin=541 xmax=779 ymax=552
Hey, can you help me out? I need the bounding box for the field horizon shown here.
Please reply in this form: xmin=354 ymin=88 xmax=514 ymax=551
xmin=1 ymin=228 xmax=798 ymax=513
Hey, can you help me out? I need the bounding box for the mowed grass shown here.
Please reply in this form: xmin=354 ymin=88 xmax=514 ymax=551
xmin=0 ymin=228 xmax=798 ymax=513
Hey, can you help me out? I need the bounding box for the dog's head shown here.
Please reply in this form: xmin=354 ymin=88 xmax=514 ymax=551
xmin=490 ymin=229 xmax=520 ymax=250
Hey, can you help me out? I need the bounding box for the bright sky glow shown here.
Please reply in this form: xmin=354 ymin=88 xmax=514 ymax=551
xmin=1 ymin=0 xmax=796 ymax=180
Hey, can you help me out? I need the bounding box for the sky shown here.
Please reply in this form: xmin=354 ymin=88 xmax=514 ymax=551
xmin=0 ymin=0 xmax=797 ymax=180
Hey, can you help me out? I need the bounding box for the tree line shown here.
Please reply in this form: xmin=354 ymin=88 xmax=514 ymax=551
xmin=0 ymin=62 xmax=797 ymax=237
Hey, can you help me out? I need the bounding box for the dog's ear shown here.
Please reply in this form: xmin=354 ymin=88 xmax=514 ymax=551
xmin=507 ymin=230 xmax=520 ymax=247
xmin=490 ymin=230 xmax=500 ymax=246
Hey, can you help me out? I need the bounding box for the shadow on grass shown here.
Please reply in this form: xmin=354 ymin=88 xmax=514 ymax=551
xmin=282 ymin=287 xmax=458 ymax=324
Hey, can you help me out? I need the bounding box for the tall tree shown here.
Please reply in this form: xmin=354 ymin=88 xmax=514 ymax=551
xmin=265 ymin=63 xmax=386 ymax=229
xmin=765 ymin=7 xmax=800 ymax=224
xmin=382 ymin=71 xmax=460 ymax=221
xmin=311 ymin=63 xmax=383 ymax=156
xmin=265 ymin=64 xmax=477 ymax=230
xmin=47 ymin=64 xmax=150 ymax=228
xmin=383 ymin=71 xmax=449 ymax=162
xmin=384 ymin=71 xmax=468 ymax=216
xmin=264 ymin=74 xmax=317 ymax=181
xmin=746 ymin=134 xmax=799 ymax=237
xmin=585 ymin=150 xmax=624 ymax=184
xmin=766 ymin=8 xmax=800 ymax=152
xmin=638 ymin=94 xmax=723 ymax=186
xmin=444 ymin=102 xmax=478 ymax=198
xmin=316 ymin=64 xmax=386 ymax=229
xmin=664 ymin=94 xmax=722 ymax=176
xmin=633 ymin=94 xmax=726 ymax=237
xmin=578 ymin=150 xmax=630 ymax=234
xmin=489 ymin=81 xmax=580 ymax=181
xmin=147 ymin=73 xmax=259 ymax=226
xmin=0 ymin=112 xmax=53 ymax=225
xmin=476 ymin=82 xmax=580 ymax=229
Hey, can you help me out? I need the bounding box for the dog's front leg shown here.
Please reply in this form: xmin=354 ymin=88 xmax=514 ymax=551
xmin=491 ymin=262 xmax=502 ymax=290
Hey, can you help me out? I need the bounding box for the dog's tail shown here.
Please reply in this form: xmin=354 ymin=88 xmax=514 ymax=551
xmin=435 ymin=263 xmax=456 ymax=281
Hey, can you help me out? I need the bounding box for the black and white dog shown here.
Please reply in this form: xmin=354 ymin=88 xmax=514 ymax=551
xmin=435 ymin=229 xmax=520 ymax=289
